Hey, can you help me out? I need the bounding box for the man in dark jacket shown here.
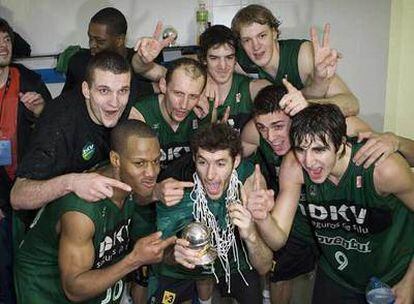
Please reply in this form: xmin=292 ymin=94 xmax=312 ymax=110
xmin=0 ymin=18 xmax=51 ymax=304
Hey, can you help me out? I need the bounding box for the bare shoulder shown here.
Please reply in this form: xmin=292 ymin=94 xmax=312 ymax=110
xmin=298 ymin=41 xmax=314 ymax=83
xmin=345 ymin=116 xmax=372 ymax=136
xmin=373 ymin=152 xmax=414 ymax=195
xmin=60 ymin=211 xmax=95 ymax=241
xmin=241 ymin=119 xmax=260 ymax=145
xmin=128 ymin=107 xmax=146 ymax=122
xmin=249 ymin=78 xmax=271 ymax=100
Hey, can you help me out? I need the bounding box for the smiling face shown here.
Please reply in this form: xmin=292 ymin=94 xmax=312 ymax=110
xmin=195 ymin=148 xmax=240 ymax=200
xmin=294 ymin=136 xmax=340 ymax=184
xmin=161 ymin=67 xmax=205 ymax=124
xmin=0 ymin=31 xmax=12 ymax=68
xmin=82 ymin=68 xmax=131 ymax=128
xmin=118 ymin=136 xmax=161 ymax=198
xmin=206 ymin=43 xmax=236 ymax=85
xmin=239 ymin=22 xmax=278 ymax=70
xmin=254 ymin=111 xmax=291 ymax=156
xmin=88 ymin=22 xmax=122 ymax=56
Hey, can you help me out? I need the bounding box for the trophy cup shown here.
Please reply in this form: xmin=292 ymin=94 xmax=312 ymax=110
xmin=181 ymin=222 xmax=217 ymax=265
xmin=162 ymin=27 xmax=178 ymax=47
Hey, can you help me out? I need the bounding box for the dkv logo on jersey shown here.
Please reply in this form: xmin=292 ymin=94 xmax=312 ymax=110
xmin=82 ymin=141 xmax=95 ymax=161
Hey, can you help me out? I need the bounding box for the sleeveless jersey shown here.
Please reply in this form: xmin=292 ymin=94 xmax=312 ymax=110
xmin=236 ymin=39 xmax=306 ymax=89
xmin=133 ymin=94 xmax=200 ymax=169
xmin=15 ymin=193 xmax=135 ymax=304
xmin=156 ymin=160 xmax=254 ymax=279
xmin=254 ymin=137 xmax=315 ymax=243
xmin=209 ymin=73 xmax=253 ymax=132
xmin=302 ymin=142 xmax=414 ymax=292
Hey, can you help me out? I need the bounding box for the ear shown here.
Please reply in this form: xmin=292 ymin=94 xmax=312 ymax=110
xmin=82 ymin=81 xmax=90 ymax=100
xmin=233 ymin=154 xmax=241 ymax=169
xmin=159 ymin=77 xmax=167 ymax=94
xmin=110 ymin=150 xmax=121 ymax=169
xmin=117 ymin=35 xmax=125 ymax=48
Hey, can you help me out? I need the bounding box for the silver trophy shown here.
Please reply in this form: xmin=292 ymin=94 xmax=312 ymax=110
xmin=162 ymin=27 xmax=178 ymax=47
xmin=182 ymin=222 xmax=217 ymax=265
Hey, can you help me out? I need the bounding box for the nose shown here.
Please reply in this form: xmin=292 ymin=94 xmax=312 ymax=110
xmin=252 ymin=38 xmax=260 ymax=51
xmin=304 ymin=151 xmax=315 ymax=168
xmin=144 ymin=162 xmax=157 ymax=178
xmin=179 ymin=96 xmax=189 ymax=110
xmin=218 ymin=58 xmax=226 ymax=70
xmin=206 ymin=164 xmax=215 ymax=180
xmin=268 ymin=128 xmax=278 ymax=142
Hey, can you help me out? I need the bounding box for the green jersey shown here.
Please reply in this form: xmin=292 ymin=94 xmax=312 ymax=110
xmin=156 ymin=160 xmax=254 ymax=279
xmin=133 ymin=94 xmax=200 ymax=169
xmin=236 ymin=39 xmax=306 ymax=89
xmin=15 ymin=193 xmax=135 ymax=304
xmin=209 ymin=73 xmax=253 ymax=131
xmin=302 ymin=142 xmax=414 ymax=292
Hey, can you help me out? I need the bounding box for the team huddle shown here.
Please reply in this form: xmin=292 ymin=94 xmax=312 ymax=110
xmin=1 ymin=4 xmax=413 ymax=304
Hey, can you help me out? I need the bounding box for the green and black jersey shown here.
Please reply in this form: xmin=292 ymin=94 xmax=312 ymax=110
xmin=156 ymin=160 xmax=254 ymax=280
xmin=302 ymin=142 xmax=414 ymax=292
xmin=236 ymin=39 xmax=307 ymax=89
xmin=133 ymin=94 xmax=200 ymax=170
xmin=15 ymin=193 xmax=135 ymax=304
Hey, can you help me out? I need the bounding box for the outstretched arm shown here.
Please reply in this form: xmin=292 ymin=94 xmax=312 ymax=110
xmin=11 ymin=173 xmax=131 ymax=210
xmin=248 ymin=152 xmax=303 ymax=251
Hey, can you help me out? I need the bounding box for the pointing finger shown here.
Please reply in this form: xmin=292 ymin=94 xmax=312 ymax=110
xmin=105 ymin=178 xmax=132 ymax=192
xmin=253 ymin=164 xmax=261 ymax=191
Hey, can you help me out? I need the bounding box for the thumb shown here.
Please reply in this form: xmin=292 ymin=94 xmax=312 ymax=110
xmin=146 ymin=231 xmax=163 ymax=242
xmin=282 ymin=78 xmax=297 ymax=93
xmin=159 ymin=235 xmax=177 ymax=249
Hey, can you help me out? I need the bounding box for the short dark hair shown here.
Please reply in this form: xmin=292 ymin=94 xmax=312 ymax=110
xmin=0 ymin=18 xmax=14 ymax=44
xmin=191 ymin=123 xmax=242 ymax=160
xmin=111 ymin=120 xmax=157 ymax=154
xmin=198 ymin=25 xmax=237 ymax=63
xmin=252 ymin=85 xmax=287 ymax=117
xmin=231 ymin=4 xmax=281 ymax=39
xmin=165 ymin=57 xmax=207 ymax=86
xmin=85 ymin=51 xmax=131 ymax=85
xmin=90 ymin=7 xmax=127 ymax=36
xmin=290 ymin=104 xmax=346 ymax=153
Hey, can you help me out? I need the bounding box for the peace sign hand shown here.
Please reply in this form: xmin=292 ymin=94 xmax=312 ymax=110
xmin=310 ymin=23 xmax=340 ymax=81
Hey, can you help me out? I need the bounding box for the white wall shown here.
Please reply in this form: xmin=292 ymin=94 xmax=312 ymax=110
xmin=0 ymin=0 xmax=390 ymax=130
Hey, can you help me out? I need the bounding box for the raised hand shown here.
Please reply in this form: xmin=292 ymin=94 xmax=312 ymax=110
xmin=70 ymin=173 xmax=132 ymax=202
xmin=130 ymin=232 xmax=177 ymax=268
xmin=245 ymin=165 xmax=275 ymax=221
xmin=228 ymin=186 xmax=255 ymax=241
xmin=133 ymin=21 xmax=176 ymax=65
xmin=310 ymin=23 xmax=340 ymax=81
xmin=353 ymin=131 xmax=400 ymax=168
xmin=19 ymin=91 xmax=45 ymax=117
xmin=153 ymin=178 xmax=194 ymax=206
xmin=279 ymin=78 xmax=309 ymax=116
